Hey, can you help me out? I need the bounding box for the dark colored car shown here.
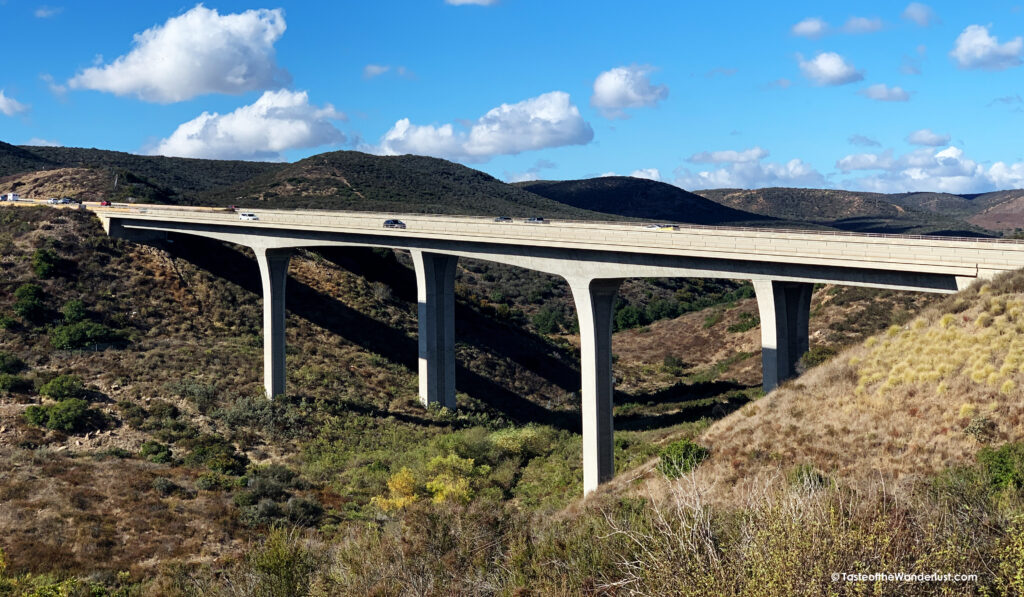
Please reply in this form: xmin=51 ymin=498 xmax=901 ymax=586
xmin=383 ymin=219 xmax=407 ymax=229
xmin=493 ymin=216 xmax=512 ymax=222
xmin=99 ymin=201 xmax=111 ymax=206
xmin=524 ymin=217 xmax=546 ymax=224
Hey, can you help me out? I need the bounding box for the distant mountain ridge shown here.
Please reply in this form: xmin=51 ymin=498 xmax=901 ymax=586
xmin=516 ymin=177 xmax=770 ymax=226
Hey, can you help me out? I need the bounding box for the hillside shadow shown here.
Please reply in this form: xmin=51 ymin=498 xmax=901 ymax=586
xmin=614 ymin=382 xmax=752 ymax=431
xmin=162 ymin=237 xmax=577 ymax=430
xmin=315 ymin=247 xmax=581 ymax=394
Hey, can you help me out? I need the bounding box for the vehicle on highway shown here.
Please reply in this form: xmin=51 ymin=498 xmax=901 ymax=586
xmin=239 ymin=212 xmax=259 ymax=221
xmin=60 ymin=198 xmax=73 ymax=204
xmin=643 ymin=223 xmax=679 ymax=231
xmin=2 ymin=193 xmax=20 ymax=202
xmin=524 ymin=217 xmax=546 ymax=224
xmin=99 ymin=201 xmax=111 ymax=206
xmin=47 ymin=198 xmax=59 ymax=204
xmin=383 ymin=219 xmax=407 ymax=229
xmin=493 ymin=216 xmax=512 ymax=222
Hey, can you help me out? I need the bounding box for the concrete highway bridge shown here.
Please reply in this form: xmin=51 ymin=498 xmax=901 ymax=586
xmin=91 ymin=204 xmax=1024 ymax=494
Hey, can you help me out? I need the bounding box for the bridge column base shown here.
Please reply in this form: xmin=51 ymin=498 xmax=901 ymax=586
xmin=753 ymin=279 xmax=812 ymax=393
xmin=256 ymin=247 xmax=293 ymax=399
xmin=570 ymin=278 xmax=623 ymax=495
xmin=412 ymin=251 xmax=458 ymax=409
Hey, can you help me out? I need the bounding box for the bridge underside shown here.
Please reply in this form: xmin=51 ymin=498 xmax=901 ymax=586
xmin=104 ymin=217 xmax=970 ymax=495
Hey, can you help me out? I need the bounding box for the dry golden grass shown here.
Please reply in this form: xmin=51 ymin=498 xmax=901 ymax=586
xmin=699 ymin=272 xmax=1024 ymax=495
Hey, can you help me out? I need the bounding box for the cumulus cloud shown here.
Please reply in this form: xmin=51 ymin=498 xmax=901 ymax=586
xmin=68 ymin=5 xmax=290 ymax=103
xmin=362 ymin=64 xmax=414 ymax=79
xmin=150 ymin=89 xmax=345 ymax=160
xmin=842 ymin=17 xmax=883 ymax=34
xmin=902 ymin=3 xmax=937 ymax=27
xmin=25 ymin=138 xmax=60 ymax=146
xmin=675 ymin=148 xmax=825 ymax=190
xmin=836 ymin=150 xmax=894 ymax=172
xmin=0 ymin=90 xmax=29 ymax=116
xmin=445 ymin=0 xmax=497 ymax=5
xmin=859 ymin=83 xmax=910 ymax=101
xmin=378 ymin=91 xmax=593 ymax=162
xmin=688 ymin=146 xmax=768 ymax=164
xmin=849 ymin=134 xmax=881 ymax=147
xmin=906 ymin=128 xmax=950 ymax=146
xmin=792 ymin=17 xmax=828 ymax=38
xmin=798 ymin=52 xmax=864 ymax=85
xmin=34 ymin=5 xmax=61 ymax=18
xmin=590 ymin=65 xmax=668 ymax=118
xmin=841 ymin=146 xmax=1024 ymax=193
xmin=630 ymin=168 xmax=661 ymax=181
xmin=950 ymin=24 xmax=1023 ymax=71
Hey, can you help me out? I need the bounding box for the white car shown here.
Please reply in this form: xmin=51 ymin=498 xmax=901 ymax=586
xmin=239 ymin=212 xmax=259 ymax=221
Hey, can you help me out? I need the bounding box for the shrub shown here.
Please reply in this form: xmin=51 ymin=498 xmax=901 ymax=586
xmin=532 ymin=307 xmax=564 ymax=334
xmin=234 ymin=491 xmax=258 ymax=507
xmin=183 ymin=434 xmax=248 ymax=475
xmin=39 ymin=374 xmax=85 ymax=400
xmin=285 ymin=497 xmax=324 ymax=526
xmin=0 ymin=374 xmax=31 ymax=394
xmin=0 ymin=351 xmax=25 ymax=374
xmin=787 ymin=463 xmax=830 ymax=489
xmin=140 ymin=440 xmax=173 ymax=464
xmin=152 ymin=477 xmax=179 ymax=497
xmin=31 ymin=248 xmax=59 ymax=278
xmin=978 ymin=442 xmax=1024 ymax=490
xmin=197 ymin=472 xmax=231 ymax=491
xmin=657 ymin=438 xmax=710 ymax=478
xmin=13 ymin=284 xmax=45 ymax=323
xmin=24 ymin=398 xmax=97 ymax=432
xmin=0 ymin=315 xmax=15 ymax=330
xmin=614 ymin=304 xmax=646 ymax=331
xmin=799 ymin=345 xmax=838 ymax=370
xmin=726 ymin=312 xmax=759 ymax=333
xmin=50 ymin=320 xmax=118 ymax=350
xmin=60 ymin=299 xmax=87 ymax=323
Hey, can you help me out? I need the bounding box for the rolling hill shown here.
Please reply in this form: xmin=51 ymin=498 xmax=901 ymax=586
xmin=516 ymin=176 xmax=769 ymax=225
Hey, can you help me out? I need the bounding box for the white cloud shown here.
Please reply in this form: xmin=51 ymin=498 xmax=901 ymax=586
xmin=859 ymin=83 xmax=910 ymax=101
xmin=849 ymin=134 xmax=881 ymax=147
xmin=445 ymin=0 xmax=497 ymax=4
xmin=906 ymin=128 xmax=950 ymax=146
xmin=590 ymin=65 xmax=668 ymax=118
xmin=688 ymin=146 xmax=768 ymax=164
xmin=0 ymin=90 xmax=29 ymax=116
xmin=378 ymin=91 xmax=593 ymax=162
xmin=363 ymin=64 xmax=390 ymax=78
xmin=150 ymin=89 xmax=345 ymax=160
xmin=26 ymin=138 xmax=61 ymax=146
xmin=629 ymin=168 xmax=661 ymax=181
xmin=902 ymin=3 xmax=937 ymax=27
xmin=504 ymin=159 xmax=556 ymax=183
xmin=34 ymin=5 xmax=61 ymax=18
xmin=836 ymin=150 xmax=894 ymax=172
xmin=675 ymin=148 xmax=825 ymax=190
xmin=599 ymin=172 xmax=618 ymax=177
xmin=792 ymin=17 xmax=828 ymax=38
xmin=842 ymin=17 xmax=883 ymax=34
xmin=843 ymin=146 xmax=1024 ymax=193
xmin=798 ymin=52 xmax=864 ymax=86
xmin=950 ymin=24 xmax=1023 ymax=71
xmin=39 ymin=73 xmax=67 ymax=97
xmin=68 ymin=5 xmax=289 ymax=103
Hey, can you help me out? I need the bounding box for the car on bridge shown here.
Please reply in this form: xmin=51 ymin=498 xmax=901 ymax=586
xmin=493 ymin=216 xmax=512 ymax=223
xmin=383 ymin=219 xmax=407 ymax=229
xmin=239 ymin=212 xmax=259 ymax=221
xmin=99 ymin=201 xmax=111 ymax=206
xmin=47 ymin=198 xmax=60 ymax=204
xmin=524 ymin=217 xmax=546 ymax=224
xmin=643 ymin=223 xmax=680 ymax=231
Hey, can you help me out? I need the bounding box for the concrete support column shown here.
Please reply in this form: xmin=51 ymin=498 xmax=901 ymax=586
xmin=411 ymin=250 xmax=458 ymax=409
xmin=753 ymin=279 xmax=813 ymax=393
xmin=255 ymin=247 xmax=293 ymax=399
xmin=569 ymin=277 xmax=623 ymax=495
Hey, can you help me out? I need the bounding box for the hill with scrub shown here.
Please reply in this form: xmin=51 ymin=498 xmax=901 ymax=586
xmin=1 ymin=199 xmax=994 ymax=594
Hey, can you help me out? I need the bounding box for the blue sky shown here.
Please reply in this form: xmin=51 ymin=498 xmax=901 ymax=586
xmin=1 ymin=0 xmax=1022 ymax=193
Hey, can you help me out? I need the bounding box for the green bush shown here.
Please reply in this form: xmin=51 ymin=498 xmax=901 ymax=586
xmin=800 ymin=345 xmax=838 ymax=370
xmin=50 ymin=320 xmax=118 ymax=350
xmin=13 ymin=284 xmax=45 ymax=323
xmin=24 ymin=399 xmax=97 ymax=432
xmin=140 ymin=440 xmax=173 ymax=464
xmin=787 ymin=463 xmax=830 ymax=489
xmin=532 ymin=307 xmax=564 ymax=334
xmin=0 ymin=373 xmax=31 ymax=394
xmin=0 ymin=351 xmax=25 ymax=374
xmin=60 ymin=299 xmax=87 ymax=323
xmin=726 ymin=312 xmax=760 ymax=333
xmin=0 ymin=315 xmax=16 ymax=330
xmin=978 ymin=442 xmax=1024 ymax=490
xmin=32 ymin=248 xmax=59 ymax=278
xmin=657 ymin=438 xmax=710 ymax=478
xmin=285 ymin=497 xmax=324 ymax=526
xmin=183 ymin=434 xmax=248 ymax=475
xmin=39 ymin=374 xmax=85 ymax=400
